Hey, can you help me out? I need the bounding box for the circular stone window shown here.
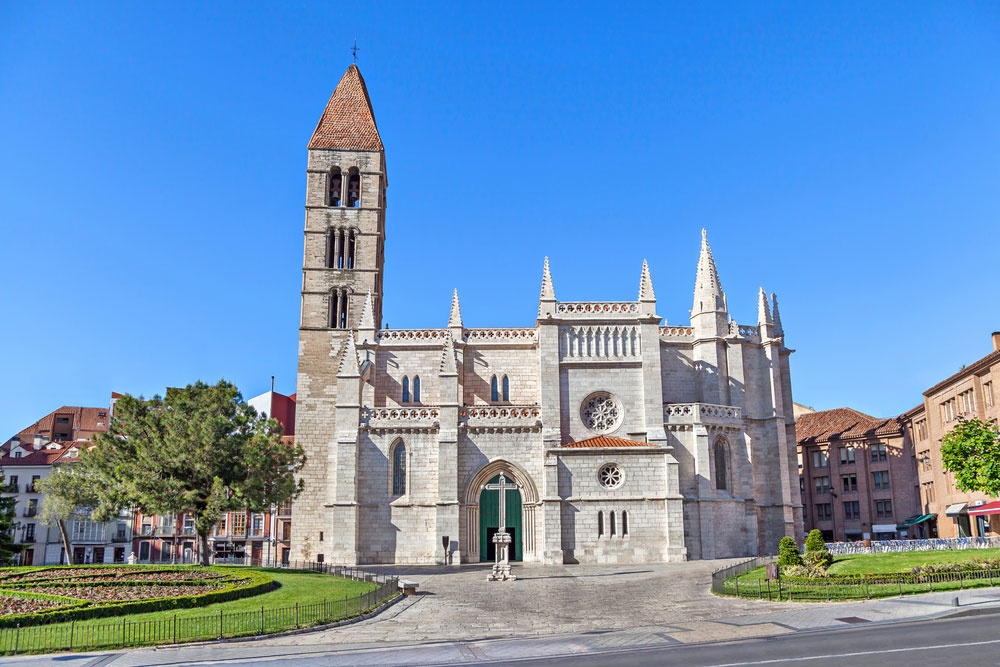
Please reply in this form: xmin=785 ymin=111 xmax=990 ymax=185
xmin=598 ymin=463 xmax=624 ymax=489
xmin=581 ymin=391 xmax=624 ymax=434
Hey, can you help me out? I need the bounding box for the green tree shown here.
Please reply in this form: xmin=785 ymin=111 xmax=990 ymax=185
xmin=941 ymin=418 xmax=1000 ymax=497
xmin=38 ymin=464 xmax=104 ymax=563
xmin=777 ymin=535 xmax=802 ymax=566
xmin=80 ymin=380 xmax=306 ymax=565
xmin=0 ymin=474 xmax=21 ymax=565
xmin=803 ymin=528 xmax=832 ymax=569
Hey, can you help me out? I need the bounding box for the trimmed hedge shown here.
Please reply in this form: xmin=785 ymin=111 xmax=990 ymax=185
xmin=0 ymin=567 xmax=274 ymax=628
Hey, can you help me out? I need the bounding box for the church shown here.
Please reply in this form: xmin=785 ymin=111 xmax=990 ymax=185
xmin=292 ymin=64 xmax=803 ymax=565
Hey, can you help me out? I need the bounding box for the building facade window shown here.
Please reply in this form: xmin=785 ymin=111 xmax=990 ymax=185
xmin=812 ymin=450 xmax=829 ymax=468
xmin=501 ymin=375 xmax=510 ymax=402
xmin=621 ymin=510 xmax=629 ymax=536
xmin=876 ymin=500 xmax=893 ymax=518
xmin=922 ymin=481 xmax=936 ymax=504
xmin=329 ymin=289 xmax=349 ymax=329
xmin=816 ymin=503 xmax=832 ymax=521
xmin=841 ymin=473 xmax=857 ymax=492
xmin=984 ymin=381 xmax=994 ymax=408
xmin=844 ymin=501 xmax=861 ymax=520
xmin=412 ymin=376 xmax=421 ymax=403
xmin=839 ymin=446 xmax=856 ymax=465
xmin=959 ymin=388 xmax=976 ymax=415
xmin=872 ymin=470 xmax=891 ymax=491
xmin=232 ymin=513 xmax=247 ymax=536
xmin=347 ymin=168 xmax=360 ymax=207
xmin=609 ymin=511 xmax=616 ymax=537
xmin=814 ymin=476 xmax=831 ymax=495
xmin=391 ymin=441 xmax=406 ymax=496
xmin=402 ymin=376 xmax=410 ymax=403
xmin=915 ymin=419 xmax=928 ymax=441
xmin=598 ymin=511 xmax=604 ymax=538
xmin=871 ymin=444 xmax=887 ymax=462
xmin=490 ymin=375 xmax=499 ymax=402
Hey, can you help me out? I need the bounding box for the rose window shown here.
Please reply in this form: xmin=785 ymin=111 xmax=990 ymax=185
xmin=598 ymin=463 xmax=623 ymax=489
xmin=581 ymin=392 xmax=623 ymax=434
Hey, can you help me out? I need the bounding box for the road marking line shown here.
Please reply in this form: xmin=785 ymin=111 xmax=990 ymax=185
xmin=707 ymin=637 xmax=1000 ymax=666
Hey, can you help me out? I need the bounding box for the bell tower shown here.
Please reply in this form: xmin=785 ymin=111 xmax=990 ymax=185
xmin=293 ymin=64 xmax=387 ymax=563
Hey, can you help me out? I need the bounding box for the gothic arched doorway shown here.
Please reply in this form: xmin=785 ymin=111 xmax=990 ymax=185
xmin=478 ymin=474 xmax=523 ymax=562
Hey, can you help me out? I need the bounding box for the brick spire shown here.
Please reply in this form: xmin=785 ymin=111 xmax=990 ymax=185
xmin=308 ymin=64 xmax=384 ymax=150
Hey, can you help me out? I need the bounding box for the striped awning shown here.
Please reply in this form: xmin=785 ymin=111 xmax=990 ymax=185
xmin=969 ymin=501 xmax=1000 ymax=516
xmin=945 ymin=503 xmax=969 ymax=516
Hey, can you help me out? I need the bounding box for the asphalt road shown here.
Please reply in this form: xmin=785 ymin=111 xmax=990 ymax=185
xmin=493 ymin=614 xmax=1000 ymax=667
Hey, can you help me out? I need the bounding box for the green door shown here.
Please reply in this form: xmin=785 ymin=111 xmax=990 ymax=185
xmin=479 ymin=474 xmax=523 ymax=562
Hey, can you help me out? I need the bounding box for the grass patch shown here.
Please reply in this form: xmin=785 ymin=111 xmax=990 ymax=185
xmin=721 ymin=549 xmax=1000 ymax=601
xmin=0 ymin=567 xmax=390 ymax=655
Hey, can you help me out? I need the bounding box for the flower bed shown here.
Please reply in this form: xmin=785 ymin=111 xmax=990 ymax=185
xmin=0 ymin=566 xmax=273 ymax=628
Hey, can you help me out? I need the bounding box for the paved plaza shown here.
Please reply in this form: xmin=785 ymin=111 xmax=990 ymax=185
xmin=10 ymin=560 xmax=1000 ymax=666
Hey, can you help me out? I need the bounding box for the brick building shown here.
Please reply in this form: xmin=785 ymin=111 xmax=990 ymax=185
xmin=902 ymin=332 xmax=1000 ymax=538
xmin=797 ymin=408 xmax=922 ymax=542
xmin=292 ymin=64 xmax=803 ymax=566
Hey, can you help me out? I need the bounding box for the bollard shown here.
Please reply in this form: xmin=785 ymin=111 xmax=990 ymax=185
xmin=952 ymin=596 xmax=960 ymax=607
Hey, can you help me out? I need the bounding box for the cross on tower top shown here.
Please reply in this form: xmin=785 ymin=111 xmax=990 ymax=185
xmin=351 ymin=40 xmax=360 ymax=64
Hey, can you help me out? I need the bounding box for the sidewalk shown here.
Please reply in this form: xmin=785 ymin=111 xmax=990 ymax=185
xmin=7 ymin=561 xmax=1000 ymax=666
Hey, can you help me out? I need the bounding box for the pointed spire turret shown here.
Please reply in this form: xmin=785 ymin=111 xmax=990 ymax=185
xmin=690 ymin=229 xmax=729 ymax=338
xmin=692 ymin=229 xmax=726 ymax=316
xmin=771 ymin=293 xmax=784 ymax=337
xmin=639 ymin=259 xmax=656 ymax=301
xmin=357 ymin=291 xmax=375 ymax=343
xmin=337 ymin=332 xmax=361 ymax=378
xmin=538 ymin=256 xmax=557 ymax=318
xmin=448 ymin=289 xmax=463 ymax=328
xmin=309 ymin=64 xmax=384 ymax=150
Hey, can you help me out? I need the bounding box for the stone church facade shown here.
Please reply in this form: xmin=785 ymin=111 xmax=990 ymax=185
xmin=292 ymin=64 xmax=803 ymax=565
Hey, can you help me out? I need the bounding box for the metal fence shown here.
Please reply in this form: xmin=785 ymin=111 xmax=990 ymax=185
xmin=826 ymin=537 xmax=1000 ymax=556
xmin=0 ymin=561 xmax=399 ymax=656
xmin=710 ymin=556 xmax=774 ymax=594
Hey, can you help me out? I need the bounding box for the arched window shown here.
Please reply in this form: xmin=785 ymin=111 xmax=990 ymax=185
xmin=402 ymin=376 xmax=410 ymax=403
xmin=413 ymin=376 xmax=421 ymax=403
xmin=347 ymin=168 xmax=361 ymax=207
xmin=329 ymin=289 xmax=349 ymax=329
xmin=337 ymin=229 xmax=346 ymax=268
xmin=610 ymin=511 xmax=616 ymax=537
xmin=622 ymin=510 xmax=629 ymax=536
xmin=391 ymin=441 xmax=406 ymax=495
xmin=346 ymin=229 xmax=356 ymax=269
xmin=597 ymin=511 xmax=604 ymax=538
xmin=714 ymin=438 xmax=729 ymax=491
xmin=328 ymin=168 xmax=342 ymax=207
xmin=490 ymin=375 xmax=499 ymax=402
xmin=501 ymin=375 xmax=510 ymax=402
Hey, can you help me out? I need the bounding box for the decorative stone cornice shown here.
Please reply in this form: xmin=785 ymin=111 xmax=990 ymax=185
xmin=664 ymin=403 xmax=743 ymax=428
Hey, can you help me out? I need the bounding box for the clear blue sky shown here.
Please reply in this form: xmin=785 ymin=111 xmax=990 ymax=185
xmin=1 ymin=3 xmax=998 ymax=438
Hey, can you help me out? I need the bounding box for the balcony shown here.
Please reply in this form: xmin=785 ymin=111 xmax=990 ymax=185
xmin=23 ymin=508 xmax=37 ymax=518
xmin=2 ymin=484 xmax=16 ymax=494
xmin=20 ymin=535 xmax=35 ymax=544
xmin=663 ymin=403 xmax=744 ymax=428
xmin=157 ymin=526 xmax=176 ymax=536
xmin=113 ymin=531 xmax=129 ymax=543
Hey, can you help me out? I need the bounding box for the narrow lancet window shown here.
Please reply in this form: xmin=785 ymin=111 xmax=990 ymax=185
xmin=347 ymin=169 xmax=360 ymax=207
xmin=328 ymin=168 xmax=342 ymax=207
xmin=501 ymin=375 xmax=510 ymax=402
xmin=490 ymin=375 xmax=499 ymax=402
xmin=714 ymin=438 xmax=729 ymax=491
xmin=622 ymin=510 xmax=629 ymax=536
xmin=413 ymin=376 xmax=421 ymax=403
xmin=392 ymin=441 xmax=406 ymax=495
xmin=402 ymin=376 xmax=410 ymax=403
xmin=347 ymin=229 xmax=356 ymax=269
xmin=610 ymin=511 xmax=616 ymax=537
xmin=598 ymin=511 xmax=604 ymax=538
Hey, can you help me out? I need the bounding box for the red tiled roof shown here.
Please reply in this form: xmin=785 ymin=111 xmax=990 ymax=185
xmin=563 ymin=435 xmax=654 ymax=448
xmin=0 ymin=442 xmax=81 ymax=467
xmin=796 ymin=408 xmax=903 ymax=445
xmin=9 ymin=405 xmax=110 ymax=445
xmin=308 ymin=64 xmax=384 ymax=151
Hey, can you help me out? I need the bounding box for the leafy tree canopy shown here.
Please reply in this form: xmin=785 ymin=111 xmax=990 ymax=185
xmin=940 ymin=417 xmax=1000 ymax=497
xmin=71 ymin=380 xmax=306 ymax=564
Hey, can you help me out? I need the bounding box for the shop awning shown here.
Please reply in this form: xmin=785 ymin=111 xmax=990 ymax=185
xmin=945 ymin=503 xmax=969 ymax=517
xmin=969 ymin=501 xmax=1000 ymax=516
xmin=902 ymin=513 xmax=936 ymax=527
xmin=872 ymin=524 xmax=897 ymax=533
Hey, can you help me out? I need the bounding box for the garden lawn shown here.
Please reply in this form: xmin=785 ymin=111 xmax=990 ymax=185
xmin=18 ymin=567 xmax=375 ymax=630
xmin=733 ymin=548 xmax=1000 ymax=583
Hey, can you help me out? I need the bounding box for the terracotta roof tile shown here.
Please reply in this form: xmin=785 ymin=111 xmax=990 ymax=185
xmin=796 ymin=408 xmax=903 ymax=445
xmin=563 ymin=435 xmax=654 ymax=448
xmin=308 ymin=64 xmax=383 ymax=151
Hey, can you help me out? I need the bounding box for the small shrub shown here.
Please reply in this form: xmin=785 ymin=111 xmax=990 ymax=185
xmin=777 ymin=536 xmax=803 ymax=567
xmin=803 ymin=529 xmax=832 ymax=569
